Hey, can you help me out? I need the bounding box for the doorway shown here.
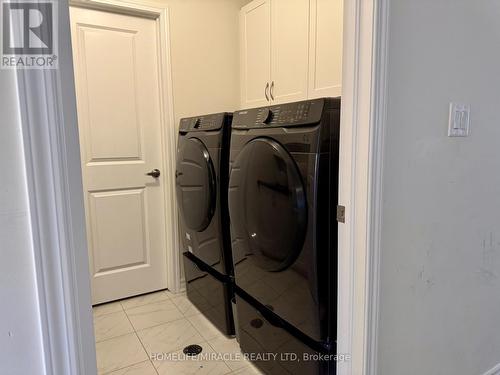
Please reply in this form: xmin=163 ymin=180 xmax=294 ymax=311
xmin=15 ymin=0 xmax=387 ymax=373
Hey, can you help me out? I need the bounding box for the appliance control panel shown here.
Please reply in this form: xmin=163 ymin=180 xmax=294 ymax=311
xmin=179 ymin=113 xmax=229 ymax=132
xmin=232 ymin=99 xmax=325 ymax=129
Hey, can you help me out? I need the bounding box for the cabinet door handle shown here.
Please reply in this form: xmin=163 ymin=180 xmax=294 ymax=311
xmin=265 ymin=82 xmax=270 ymax=101
xmin=270 ymin=81 xmax=275 ymax=101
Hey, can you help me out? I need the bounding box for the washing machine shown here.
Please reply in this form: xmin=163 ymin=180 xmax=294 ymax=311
xmin=175 ymin=112 xmax=234 ymax=336
xmin=228 ymin=98 xmax=341 ymax=374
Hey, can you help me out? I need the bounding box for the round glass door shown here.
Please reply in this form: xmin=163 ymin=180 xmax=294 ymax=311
xmin=176 ymin=138 xmax=216 ymax=232
xmin=229 ymin=138 xmax=307 ymax=271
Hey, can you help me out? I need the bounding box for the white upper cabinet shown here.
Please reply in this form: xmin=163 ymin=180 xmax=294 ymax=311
xmin=308 ymin=0 xmax=343 ymax=98
xmin=270 ymin=0 xmax=309 ymax=104
xmin=240 ymin=0 xmax=343 ymax=108
xmin=240 ymin=0 xmax=271 ymax=109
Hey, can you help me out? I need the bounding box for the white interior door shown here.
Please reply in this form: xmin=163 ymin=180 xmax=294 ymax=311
xmin=70 ymin=6 xmax=168 ymax=305
xmin=240 ymin=0 xmax=271 ymax=109
xmin=270 ymin=0 xmax=309 ymax=104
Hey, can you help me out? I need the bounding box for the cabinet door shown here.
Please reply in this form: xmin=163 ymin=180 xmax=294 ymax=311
xmin=308 ymin=0 xmax=343 ymax=98
xmin=270 ymin=0 xmax=309 ymax=104
xmin=240 ymin=0 xmax=271 ymax=109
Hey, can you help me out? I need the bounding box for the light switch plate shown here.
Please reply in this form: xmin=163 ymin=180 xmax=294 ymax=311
xmin=448 ymin=102 xmax=471 ymax=137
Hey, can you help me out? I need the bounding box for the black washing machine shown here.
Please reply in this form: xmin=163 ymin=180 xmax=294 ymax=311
xmin=228 ymin=98 xmax=341 ymax=374
xmin=175 ymin=113 xmax=234 ymax=336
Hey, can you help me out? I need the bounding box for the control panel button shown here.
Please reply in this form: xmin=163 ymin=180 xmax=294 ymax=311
xmin=263 ymin=110 xmax=274 ymax=124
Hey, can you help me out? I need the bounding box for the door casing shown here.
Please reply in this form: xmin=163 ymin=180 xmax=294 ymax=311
xmin=15 ymin=0 xmax=179 ymax=374
xmin=15 ymin=0 xmax=390 ymax=374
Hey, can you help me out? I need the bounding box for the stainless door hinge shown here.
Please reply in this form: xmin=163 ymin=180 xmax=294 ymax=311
xmin=336 ymin=205 xmax=346 ymax=223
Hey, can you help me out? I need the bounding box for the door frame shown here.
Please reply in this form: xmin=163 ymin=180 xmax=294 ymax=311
xmin=15 ymin=0 xmax=179 ymax=374
xmin=15 ymin=0 xmax=390 ymax=374
xmin=337 ymin=0 xmax=389 ymax=374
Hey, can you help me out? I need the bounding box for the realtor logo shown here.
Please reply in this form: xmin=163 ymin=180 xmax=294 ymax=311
xmin=1 ymin=0 xmax=58 ymax=69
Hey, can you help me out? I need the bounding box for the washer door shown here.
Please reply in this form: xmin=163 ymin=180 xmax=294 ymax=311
xmin=229 ymin=138 xmax=307 ymax=272
xmin=176 ymin=138 xmax=216 ymax=232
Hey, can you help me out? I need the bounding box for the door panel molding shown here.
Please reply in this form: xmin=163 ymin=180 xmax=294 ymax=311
xmin=308 ymin=0 xmax=343 ymax=98
xmin=16 ymin=0 xmax=178 ymax=374
xmin=88 ymin=188 xmax=150 ymax=275
xmin=75 ymin=23 xmax=143 ymax=163
xmin=239 ymin=0 xmax=271 ymax=108
xmin=270 ymin=0 xmax=310 ymax=104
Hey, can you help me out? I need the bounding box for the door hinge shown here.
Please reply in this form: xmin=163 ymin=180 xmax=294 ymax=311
xmin=336 ymin=205 xmax=346 ymax=223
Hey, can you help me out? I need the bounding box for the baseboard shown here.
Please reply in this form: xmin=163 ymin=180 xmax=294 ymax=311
xmin=483 ymin=362 xmax=500 ymax=375
xmin=179 ymin=276 xmax=186 ymax=293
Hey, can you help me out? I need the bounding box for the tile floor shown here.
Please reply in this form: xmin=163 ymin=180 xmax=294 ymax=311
xmin=93 ymin=289 xmax=263 ymax=375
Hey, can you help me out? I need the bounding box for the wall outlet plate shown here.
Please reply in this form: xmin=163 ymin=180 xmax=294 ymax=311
xmin=448 ymin=102 xmax=471 ymax=137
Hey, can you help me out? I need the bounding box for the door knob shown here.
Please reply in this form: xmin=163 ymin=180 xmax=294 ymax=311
xmin=146 ymin=169 xmax=161 ymax=178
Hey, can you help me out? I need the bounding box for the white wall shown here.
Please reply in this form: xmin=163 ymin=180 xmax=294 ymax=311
xmin=378 ymin=1 xmax=500 ymax=374
xmin=0 ymin=72 xmax=45 ymax=374
xmin=135 ymin=0 xmax=250 ymax=126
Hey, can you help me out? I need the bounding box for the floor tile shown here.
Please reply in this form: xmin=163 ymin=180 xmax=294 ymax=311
xmin=137 ymin=318 xmax=204 ymax=356
xmin=208 ymin=336 xmax=248 ymax=371
xmin=121 ymin=291 xmax=171 ymax=310
xmin=125 ymin=300 xmax=184 ymax=331
xmin=170 ymin=295 xmax=201 ymax=317
xmin=187 ymin=313 xmax=223 ymax=341
xmin=230 ymin=364 xmax=264 ymax=375
xmin=154 ymin=342 xmax=231 ymax=375
xmin=94 ymin=311 xmax=134 ymax=343
xmin=105 ymin=360 xmax=157 ymax=375
xmin=95 ymin=333 xmax=149 ymax=374
xmin=93 ymin=301 xmax=123 ymax=318
xmin=164 ymin=288 xmax=181 ymax=299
